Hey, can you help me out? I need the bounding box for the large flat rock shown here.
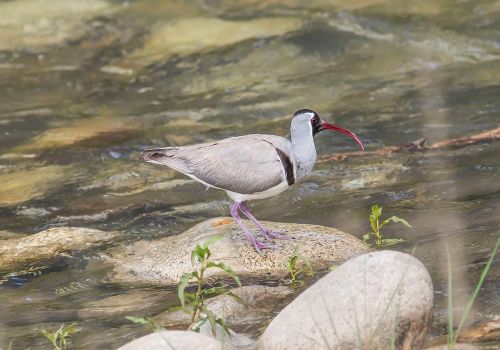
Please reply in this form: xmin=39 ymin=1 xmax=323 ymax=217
xmin=100 ymin=217 xmax=369 ymax=286
xmin=0 ymin=227 xmax=118 ymax=271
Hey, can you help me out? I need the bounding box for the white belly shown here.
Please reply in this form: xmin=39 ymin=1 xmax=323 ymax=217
xmin=225 ymin=181 xmax=289 ymax=202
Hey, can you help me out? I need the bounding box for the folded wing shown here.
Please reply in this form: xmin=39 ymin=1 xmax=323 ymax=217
xmin=141 ymin=135 xmax=292 ymax=194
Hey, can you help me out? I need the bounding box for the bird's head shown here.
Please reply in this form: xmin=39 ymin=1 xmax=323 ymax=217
xmin=291 ymin=109 xmax=365 ymax=150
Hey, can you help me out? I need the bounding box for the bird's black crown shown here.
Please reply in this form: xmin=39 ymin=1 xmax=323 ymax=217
xmin=293 ymin=109 xmax=318 ymax=118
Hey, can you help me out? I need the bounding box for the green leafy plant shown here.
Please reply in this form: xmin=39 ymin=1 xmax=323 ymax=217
xmin=286 ymin=247 xmax=315 ymax=284
xmin=125 ymin=316 xmax=165 ymax=332
xmin=446 ymin=237 xmax=499 ymax=349
xmin=178 ymin=236 xmax=241 ymax=335
xmin=363 ymin=204 xmax=411 ymax=246
xmin=40 ymin=323 xmax=79 ymax=350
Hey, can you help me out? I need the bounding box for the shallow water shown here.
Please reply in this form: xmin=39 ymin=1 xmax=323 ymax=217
xmin=0 ymin=0 xmax=499 ymax=348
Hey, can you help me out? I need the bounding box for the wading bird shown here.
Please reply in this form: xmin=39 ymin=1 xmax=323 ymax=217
xmin=141 ymin=109 xmax=364 ymax=253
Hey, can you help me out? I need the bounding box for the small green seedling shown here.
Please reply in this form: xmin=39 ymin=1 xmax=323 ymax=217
xmin=125 ymin=316 xmax=165 ymax=332
xmin=178 ymin=236 xmax=241 ymax=335
xmin=363 ymin=204 xmax=411 ymax=247
xmin=40 ymin=323 xmax=79 ymax=350
xmin=286 ymin=247 xmax=315 ymax=284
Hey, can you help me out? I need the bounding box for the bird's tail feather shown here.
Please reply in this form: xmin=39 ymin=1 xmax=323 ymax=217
xmin=140 ymin=148 xmax=192 ymax=174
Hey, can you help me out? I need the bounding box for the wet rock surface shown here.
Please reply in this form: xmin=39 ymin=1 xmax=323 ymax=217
xmin=0 ymin=227 xmax=118 ymax=271
xmin=256 ymin=250 xmax=434 ymax=350
xmin=78 ymin=289 xmax=168 ymax=320
xmin=99 ymin=217 xmax=370 ymax=285
xmin=0 ymin=0 xmax=115 ymax=51
xmin=13 ymin=115 xmax=140 ymax=153
xmin=129 ymin=17 xmax=301 ymax=64
xmin=155 ymin=285 xmax=293 ymax=329
xmin=0 ymin=165 xmax=78 ymax=207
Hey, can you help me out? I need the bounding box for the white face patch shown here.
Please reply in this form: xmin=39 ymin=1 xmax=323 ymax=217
xmin=307 ymin=119 xmax=313 ymax=134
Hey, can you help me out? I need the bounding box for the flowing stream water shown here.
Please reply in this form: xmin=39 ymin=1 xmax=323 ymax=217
xmin=0 ymin=0 xmax=499 ymax=348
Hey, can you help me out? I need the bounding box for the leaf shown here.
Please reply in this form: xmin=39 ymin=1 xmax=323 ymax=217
xmin=363 ymin=233 xmax=371 ymax=243
xmin=178 ymin=272 xmax=194 ymax=309
xmin=190 ymin=236 xmax=225 ymax=265
xmin=203 ymin=307 xmax=218 ymax=336
xmin=379 ymin=238 xmax=406 ymax=247
xmin=125 ymin=316 xmax=149 ymax=325
xmin=62 ymin=323 xmax=78 ymax=336
xmin=191 ymin=317 xmax=207 ymax=333
xmin=40 ymin=323 xmax=79 ymax=350
xmin=205 ymin=261 xmax=241 ymax=286
xmin=191 ymin=244 xmax=206 ymax=264
xmin=201 ymin=235 xmax=224 ymax=250
xmin=40 ymin=329 xmax=54 ymax=342
xmin=369 ymin=214 xmax=377 ymax=233
xmin=225 ymin=290 xmax=244 ymax=304
xmin=216 ymin=318 xmax=232 ymax=336
xmin=201 ymin=286 xmax=227 ymax=297
xmin=126 ymin=316 xmax=165 ymax=332
xmin=287 ymin=255 xmax=297 ymax=272
xmin=328 ymin=265 xmax=337 ymax=271
xmin=297 ymin=253 xmax=314 ymax=276
xmin=382 ymin=216 xmax=412 ymax=228
xmin=372 ymin=204 xmax=382 ymax=219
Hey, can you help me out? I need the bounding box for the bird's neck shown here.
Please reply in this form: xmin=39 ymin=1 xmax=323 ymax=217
xmin=291 ymin=129 xmax=317 ymax=181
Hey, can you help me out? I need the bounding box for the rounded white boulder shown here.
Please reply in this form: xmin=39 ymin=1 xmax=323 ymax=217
xmin=256 ymin=250 xmax=434 ymax=350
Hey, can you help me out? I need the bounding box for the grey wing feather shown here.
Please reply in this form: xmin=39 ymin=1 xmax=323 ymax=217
xmin=141 ymin=135 xmax=292 ymax=194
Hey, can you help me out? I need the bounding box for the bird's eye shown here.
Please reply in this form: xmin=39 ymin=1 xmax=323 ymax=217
xmin=311 ymin=116 xmax=320 ymax=126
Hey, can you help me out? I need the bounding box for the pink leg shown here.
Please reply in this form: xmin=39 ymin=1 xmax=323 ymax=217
xmin=230 ymin=202 xmax=271 ymax=254
xmin=240 ymin=202 xmax=288 ymax=241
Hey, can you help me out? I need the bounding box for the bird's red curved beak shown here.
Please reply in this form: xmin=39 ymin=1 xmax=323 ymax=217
xmin=321 ymin=121 xmax=365 ymax=150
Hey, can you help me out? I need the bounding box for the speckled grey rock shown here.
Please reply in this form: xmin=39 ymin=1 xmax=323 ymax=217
xmin=156 ymin=285 xmax=293 ymax=328
xmin=256 ymin=250 xmax=434 ymax=350
xmin=99 ymin=217 xmax=369 ymax=285
xmin=117 ymin=330 xmax=230 ymax=350
xmin=0 ymin=227 xmax=118 ymax=271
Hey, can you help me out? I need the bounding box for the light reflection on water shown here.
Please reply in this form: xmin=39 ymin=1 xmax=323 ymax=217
xmin=0 ymin=0 xmax=499 ymax=348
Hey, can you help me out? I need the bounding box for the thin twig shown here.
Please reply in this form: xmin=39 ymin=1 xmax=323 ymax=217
xmin=318 ymin=127 xmax=500 ymax=163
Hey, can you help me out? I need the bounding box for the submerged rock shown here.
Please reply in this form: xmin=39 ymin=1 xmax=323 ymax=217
xmin=0 ymin=165 xmax=78 ymax=207
xmin=78 ymin=289 xmax=168 ymax=320
xmin=13 ymin=116 xmax=139 ymax=153
xmin=256 ymin=250 xmax=434 ymax=350
xmin=100 ymin=217 xmax=369 ymax=285
xmin=0 ymin=227 xmax=118 ymax=271
xmin=117 ymin=330 xmax=228 ymax=350
xmin=0 ymin=0 xmax=115 ymax=51
xmin=129 ymin=17 xmax=301 ymax=64
xmin=156 ymin=285 xmax=293 ymax=328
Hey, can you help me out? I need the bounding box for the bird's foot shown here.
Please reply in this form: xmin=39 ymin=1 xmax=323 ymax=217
xmin=261 ymin=229 xmax=289 ymax=241
xmin=250 ymin=239 xmax=279 ymax=254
